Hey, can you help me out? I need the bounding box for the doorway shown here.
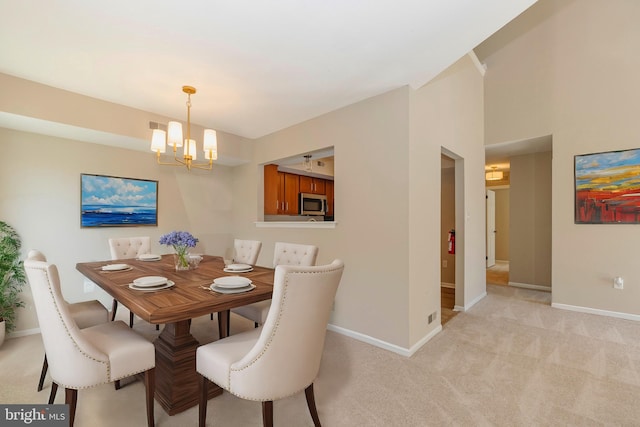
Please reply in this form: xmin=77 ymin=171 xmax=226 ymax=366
xmin=486 ymin=186 xmax=510 ymax=285
xmin=485 ymin=135 xmax=552 ymax=291
xmin=440 ymin=150 xmax=461 ymax=325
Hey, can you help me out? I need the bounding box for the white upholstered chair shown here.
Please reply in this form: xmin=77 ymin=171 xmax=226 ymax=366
xmin=108 ymin=236 xmax=151 ymax=328
xmin=24 ymin=250 xmax=156 ymax=427
xmin=233 ymin=239 xmax=262 ymax=265
xmin=31 ymin=251 xmax=109 ymax=403
xmin=197 ymin=259 xmax=344 ymax=427
xmin=231 ymin=242 xmax=318 ymax=329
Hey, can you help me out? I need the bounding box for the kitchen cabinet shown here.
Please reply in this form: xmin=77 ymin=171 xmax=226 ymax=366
xmin=280 ymin=171 xmax=299 ymax=214
xmin=325 ymin=180 xmax=334 ymax=217
xmin=264 ymin=164 xmax=280 ymax=215
xmin=264 ymin=164 xmax=299 ymax=215
xmin=299 ymin=176 xmax=326 ymax=195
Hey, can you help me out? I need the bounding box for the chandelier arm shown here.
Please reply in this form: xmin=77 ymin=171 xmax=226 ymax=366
xmin=189 ymin=160 xmax=214 ymax=171
xmin=156 ymin=157 xmax=188 ymax=167
xmin=154 ymin=149 xmax=188 ymax=167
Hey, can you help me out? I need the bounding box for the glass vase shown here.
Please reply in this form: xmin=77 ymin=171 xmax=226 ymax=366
xmin=174 ymin=251 xmax=190 ymax=271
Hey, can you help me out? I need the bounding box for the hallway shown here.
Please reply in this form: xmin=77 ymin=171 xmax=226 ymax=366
xmin=440 ymin=286 xmax=457 ymax=325
xmin=441 ymin=261 xmax=508 ymax=326
xmin=486 ymin=260 xmax=509 ymax=286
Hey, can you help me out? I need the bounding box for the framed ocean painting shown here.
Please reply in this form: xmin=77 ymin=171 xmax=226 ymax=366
xmin=81 ymin=174 xmax=158 ymax=227
xmin=575 ymin=148 xmax=640 ymax=224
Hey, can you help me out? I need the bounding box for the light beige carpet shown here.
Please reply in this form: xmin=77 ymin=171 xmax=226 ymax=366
xmin=2 ymin=285 xmax=640 ymax=426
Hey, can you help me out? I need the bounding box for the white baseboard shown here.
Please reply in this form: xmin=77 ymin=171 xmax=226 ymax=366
xmin=407 ymin=325 xmax=442 ymax=356
xmin=8 ymin=327 xmax=40 ymax=339
xmin=453 ymin=291 xmax=487 ymax=312
xmin=467 ymin=291 xmax=487 ymax=310
xmin=508 ymin=282 xmax=551 ymax=292
xmin=552 ymin=303 xmax=640 ymax=322
xmin=441 ymin=282 xmax=455 ymax=289
xmin=326 ymin=322 xmax=442 ymax=357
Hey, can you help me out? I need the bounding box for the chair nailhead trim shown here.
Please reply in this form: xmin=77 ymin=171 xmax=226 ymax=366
xmin=224 ymin=265 xmax=342 ymax=401
xmin=36 ymin=265 xmax=111 ymax=381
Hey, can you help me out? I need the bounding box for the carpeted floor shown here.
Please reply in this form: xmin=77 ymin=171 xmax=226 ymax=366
xmin=3 ymin=284 xmax=640 ymax=426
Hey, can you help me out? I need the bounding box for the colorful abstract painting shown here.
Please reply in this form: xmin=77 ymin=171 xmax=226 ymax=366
xmin=81 ymin=174 xmax=158 ymax=227
xmin=575 ymin=148 xmax=640 ymax=224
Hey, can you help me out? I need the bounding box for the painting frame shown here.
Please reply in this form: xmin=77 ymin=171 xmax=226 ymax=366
xmin=80 ymin=173 xmax=158 ymax=228
xmin=575 ymin=148 xmax=640 ymax=224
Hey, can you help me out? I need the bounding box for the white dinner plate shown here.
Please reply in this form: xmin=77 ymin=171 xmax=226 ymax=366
xmin=101 ymin=263 xmax=130 ymax=271
xmin=209 ymin=284 xmax=255 ymax=294
xmin=133 ymin=276 xmax=168 ymax=287
xmin=129 ymin=281 xmax=174 ymax=291
xmin=212 ymin=276 xmax=252 ymax=289
xmin=137 ymin=254 xmax=162 ymax=261
xmin=226 ymin=263 xmax=252 ymax=271
xmin=223 ymin=267 xmax=253 ymax=273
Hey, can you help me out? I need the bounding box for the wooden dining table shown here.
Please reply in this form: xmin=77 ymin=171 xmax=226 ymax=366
xmin=76 ymin=255 xmax=274 ymax=415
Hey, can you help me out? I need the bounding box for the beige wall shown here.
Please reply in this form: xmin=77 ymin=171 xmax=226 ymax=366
xmin=494 ymin=189 xmax=510 ymax=261
xmin=0 ymin=73 xmax=255 ymax=164
xmin=410 ymin=53 xmax=486 ymax=332
xmin=0 ymin=128 xmax=236 ymax=332
xmin=231 ymin=87 xmax=413 ymax=348
xmin=483 ymin=0 xmax=640 ymax=312
xmin=509 ymin=152 xmax=552 ymax=288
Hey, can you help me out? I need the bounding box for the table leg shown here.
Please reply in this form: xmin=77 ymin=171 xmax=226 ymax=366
xmin=217 ymin=310 xmax=230 ymax=339
xmin=153 ymin=320 xmax=222 ymax=415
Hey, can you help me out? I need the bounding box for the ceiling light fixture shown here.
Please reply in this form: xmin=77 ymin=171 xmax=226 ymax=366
xmin=485 ymin=166 xmax=503 ymax=181
xmin=150 ymin=85 xmax=217 ymax=171
xmin=303 ymin=154 xmax=313 ymax=172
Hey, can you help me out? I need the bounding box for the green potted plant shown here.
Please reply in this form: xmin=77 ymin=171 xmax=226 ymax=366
xmin=0 ymin=221 xmax=26 ymax=345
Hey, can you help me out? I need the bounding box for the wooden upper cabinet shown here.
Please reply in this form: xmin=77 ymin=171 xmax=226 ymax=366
xmin=265 ymin=164 xmax=300 ymax=215
xmin=264 ymin=164 xmax=280 ymax=215
xmin=325 ymin=180 xmax=334 ymax=217
xmin=282 ymin=173 xmax=299 ymax=214
xmin=299 ymin=176 xmax=326 ymax=194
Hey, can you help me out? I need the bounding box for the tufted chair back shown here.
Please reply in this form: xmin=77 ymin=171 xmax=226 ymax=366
xmin=272 ymin=242 xmax=318 ymax=267
xmin=25 ymin=250 xmax=156 ymax=427
xmin=24 ymin=251 xmax=113 ymax=388
xmin=27 ymin=250 xmax=110 ymax=400
xmin=233 ymin=239 xmax=262 ymax=265
xmin=108 ymin=236 xmax=151 ymax=260
xmin=197 ymin=259 xmax=344 ymax=426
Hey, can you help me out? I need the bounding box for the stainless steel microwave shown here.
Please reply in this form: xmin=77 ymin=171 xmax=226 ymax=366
xmin=299 ymin=193 xmax=327 ymax=216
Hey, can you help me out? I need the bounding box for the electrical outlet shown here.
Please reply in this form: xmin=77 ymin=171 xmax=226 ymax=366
xmin=83 ymin=279 xmax=96 ymax=293
xmin=442 ymin=260 xmax=447 ymax=268
xmin=613 ymin=276 xmax=624 ymax=290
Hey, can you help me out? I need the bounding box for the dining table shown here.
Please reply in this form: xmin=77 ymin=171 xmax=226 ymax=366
xmin=75 ymin=254 xmax=274 ymax=415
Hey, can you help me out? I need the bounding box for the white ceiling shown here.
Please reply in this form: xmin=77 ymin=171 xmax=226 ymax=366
xmin=0 ymin=0 xmax=537 ymax=140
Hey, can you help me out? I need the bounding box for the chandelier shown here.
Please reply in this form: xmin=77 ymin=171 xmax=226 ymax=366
xmin=150 ymin=85 xmax=217 ymax=171
xmin=485 ymin=166 xmax=503 ymax=181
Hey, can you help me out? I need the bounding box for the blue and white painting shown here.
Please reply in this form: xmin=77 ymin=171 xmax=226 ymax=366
xmin=81 ymin=174 xmax=158 ymax=227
